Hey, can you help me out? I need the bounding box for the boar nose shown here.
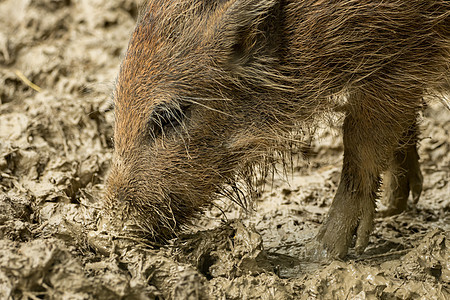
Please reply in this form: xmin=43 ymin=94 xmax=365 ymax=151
xmin=87 ymin=212 xmax=142 ymax=256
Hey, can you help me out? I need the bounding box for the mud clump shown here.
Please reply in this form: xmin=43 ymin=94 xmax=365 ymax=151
xmin=173 ymin=221 xmax=269 ymax=278
xmin=0 ymin=0 xmax=449 ymax=299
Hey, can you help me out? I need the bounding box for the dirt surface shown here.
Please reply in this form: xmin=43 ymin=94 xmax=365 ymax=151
xmin=0 ymin=1 xmax=449 ymax=299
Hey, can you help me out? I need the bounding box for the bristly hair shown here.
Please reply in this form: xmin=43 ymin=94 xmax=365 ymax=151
xmin=105 ymin=0 xmax=450 ymax=242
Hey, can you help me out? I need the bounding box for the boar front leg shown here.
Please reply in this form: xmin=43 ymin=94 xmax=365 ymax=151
xmin=317 ymin=90 xmax=420 ymax=258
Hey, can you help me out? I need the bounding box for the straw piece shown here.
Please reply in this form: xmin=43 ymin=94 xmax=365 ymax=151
xmin=14 ymin=69 xmax=42 ymax=92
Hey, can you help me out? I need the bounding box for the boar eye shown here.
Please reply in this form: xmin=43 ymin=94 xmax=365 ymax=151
xmin=148 ymin=104 xmax=187 ymax=139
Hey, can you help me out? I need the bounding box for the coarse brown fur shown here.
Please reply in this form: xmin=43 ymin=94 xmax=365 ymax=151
xmin=104 ymin=0 xmax=450 ymax=258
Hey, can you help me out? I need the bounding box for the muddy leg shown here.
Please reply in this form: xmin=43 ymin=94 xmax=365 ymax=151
xmin=317 ymin=92 xmax=419 ymax=258
xmin=382 ymin=123 xmax=423 ymax=216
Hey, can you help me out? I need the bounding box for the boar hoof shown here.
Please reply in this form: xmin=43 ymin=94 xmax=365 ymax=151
xmin=317 ymin=193 xmax=374 ymax=259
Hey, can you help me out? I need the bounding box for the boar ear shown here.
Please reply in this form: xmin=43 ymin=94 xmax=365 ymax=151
xmin=211 ymin=0 xmax=279 ymax=66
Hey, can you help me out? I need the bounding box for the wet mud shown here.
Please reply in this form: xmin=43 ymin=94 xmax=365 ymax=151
xmin=0 ymin=0 xmax=449 ymax=299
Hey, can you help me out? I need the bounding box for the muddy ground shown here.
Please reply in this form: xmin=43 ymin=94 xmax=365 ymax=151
xmin=0 ymin=1 xmax=449 ymax=299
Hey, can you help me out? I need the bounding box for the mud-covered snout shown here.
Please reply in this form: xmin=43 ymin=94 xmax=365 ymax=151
xmin=89 ymin=160 xmax=179 ymax=255
xmin=103 ymin=159 xmax=171 ymax=233
xmin=87 ymin=209 xmax=143 ymax=256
